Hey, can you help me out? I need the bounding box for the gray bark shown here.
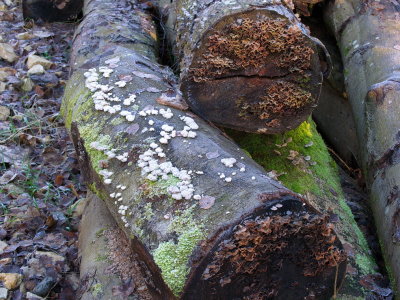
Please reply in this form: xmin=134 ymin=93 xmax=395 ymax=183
xmin=308 ymin=20 xmax=359 ymax=165
xmin=325 ymin=0 xmax=400 ymax=294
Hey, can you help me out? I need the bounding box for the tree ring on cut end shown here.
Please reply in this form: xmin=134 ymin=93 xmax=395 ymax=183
xmin=182 ymin=197 xmax=346 ymax=299
xmin=182 ymin=9 xmax=323 ymax=134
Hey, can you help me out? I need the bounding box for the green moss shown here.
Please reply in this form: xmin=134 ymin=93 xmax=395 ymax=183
xmin=355 ymin=254 xmax=376 ymax=276
xmin=144 ymin=175 xmax=180 ymax=199
xmin=143 ymin=203 xmax=154 ymax=220
xmin=230 ymin=119 xmax=340 ymax=196
xmin=79 ymin=124 xmax=112 ymax=174
xmin=110 ymin=117 xmax=124 ymax=126
xmin=338 ymin=196 xmax=376 ymax=276
xmin=336 ymin=296 xmax=364 ymax=300
xmin=95 ymin=254 xmax=108 ymax=262
xmin=339 ymin=199 xmax=369 ymax=250
xmin=91 ymin=283 xmax=103 ymax=297
xmin=61 ymin=75 xmax=92 ymax=130
xmin=96 ymin=228 xmax=106 ymax=238
xmin=153 ymin=206 xmax=205 ymax=296
xmin=88 ymin=182 xmax=108 ymax=200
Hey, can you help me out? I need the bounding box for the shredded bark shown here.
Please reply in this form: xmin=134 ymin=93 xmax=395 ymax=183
xmin=104 ymin=228 xmax=152 ymax=300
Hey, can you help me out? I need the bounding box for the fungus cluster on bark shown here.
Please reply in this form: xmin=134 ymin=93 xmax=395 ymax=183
xmin=156 ymin=0 xmax=329 ymax=134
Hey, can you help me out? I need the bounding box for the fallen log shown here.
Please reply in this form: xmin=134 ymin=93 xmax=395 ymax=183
xmin=22 ymin=0 xmax=83 ymax=22
xmin=324 ymin=0 xmax=400 ymax=293
xmin=155 ymin=0 xmax=329 ymax=134
xmin=228 ymin=119 xmax=378 ymax=298
xmin=62 ymin=0 xmax=346 ymax=298
xmin=78 ymin=191 xmax=153 ymax=300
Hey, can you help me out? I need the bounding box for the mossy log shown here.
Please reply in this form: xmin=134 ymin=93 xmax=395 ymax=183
xmin=78 ymin=191 xmax=153 ymax=300
xmin=62 ymin=0 xmax=347 ymax=298
xmin=22 ymin=0 xmax=83 ymax=22
xmin=155 ymin=0 xmax=329 ymax=134
xmin=324 ymin=0 xmax=400 ymax=293
xmin=228 ymin=119 xmax=379 ymax=299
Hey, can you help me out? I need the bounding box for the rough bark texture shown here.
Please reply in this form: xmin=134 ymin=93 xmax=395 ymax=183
xmin=78 ymin=192 xmax=153 ymax=300
xmin=62 ymin=0 xmax=347 ymax=298
xmin=325 ymin=0 xmax=400 ymax=294
xmin=22 ymin=0 xmax=83 ymax=22
xmin=156 ymin=0 xmax=328 ymax=134
xmin=228 ymin=119 xmax=378 ymax=299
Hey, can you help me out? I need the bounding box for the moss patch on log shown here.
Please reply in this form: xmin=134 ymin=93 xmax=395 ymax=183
xmin=80 ymin=125 xmax=112 ymax=174
xmin=153 ymin=206 xmax=206 ymax=296
xmin=229 ymin=120 xmax=338 ymax=197
xmin=61 ymin=73 xmax=92 ymax=130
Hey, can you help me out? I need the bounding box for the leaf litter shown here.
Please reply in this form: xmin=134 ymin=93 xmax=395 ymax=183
xmin=0 ymin=1 xmax=84 ymax=298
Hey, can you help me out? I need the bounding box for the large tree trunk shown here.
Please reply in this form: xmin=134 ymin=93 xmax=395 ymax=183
xmin=324 ymin=0 xmax=400 ymax=294
xmin=228 ymin=119 xmax=378 ymax=299
xmin=155 ymin=0 xmax=329 ymax=134
xmin=61 ymin=0 xmax=347 ymax=298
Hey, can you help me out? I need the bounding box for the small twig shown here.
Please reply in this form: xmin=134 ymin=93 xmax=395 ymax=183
xmin=327 ymin=147 xmax=354 ymax=174
xmin=333 ymin=257 xmax=339 ymax=299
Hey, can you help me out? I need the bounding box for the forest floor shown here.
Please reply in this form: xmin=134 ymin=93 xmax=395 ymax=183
xmin=0 ymin=1 xmax=393 ymax=299
xmin=0 ymin=1 xmax=84 ymax=299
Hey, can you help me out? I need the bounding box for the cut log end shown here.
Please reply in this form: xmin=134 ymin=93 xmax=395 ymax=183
xmin=182 ymin=10 xmax=322 ymax=134
xmin=22 ymin=0 xmax=83 ymax=22
xmin=183 ymin=197 xmax=347 ymax=299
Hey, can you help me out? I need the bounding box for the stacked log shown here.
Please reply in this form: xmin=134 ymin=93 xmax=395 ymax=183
xmin=61 ymin=0 xmax=347 ymax=298
xmin=155 ymin=0 xmax=329 ymax=134
xmin=325 ymin=0 xmax=400 ymax=293
xmin=228 ymin=119 xmax=378 ymax=298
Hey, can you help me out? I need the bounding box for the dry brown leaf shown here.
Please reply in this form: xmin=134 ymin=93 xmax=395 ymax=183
xmin=199 ymin=196 xmax=215 ymax=209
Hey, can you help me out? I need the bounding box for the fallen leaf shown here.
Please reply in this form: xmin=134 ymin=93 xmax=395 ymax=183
xmin=33 ymin=31 xmax=54 ymax=38
xmin=0 ymin=170 xmax=17 ymax=185
xmin=146 ymin=87 xmax=161 ymax=93
xmin=125 ymin=123 xmax=139 ymax=135
xmin=34 ymin=85 xmax=45 ymax=97
xmin=132 ymin=71 xmax=161 ymax=81
xmin=45 ymin=215 xmax=57 ymax=229
xmin=118 ymin=74 xmax=133 ymax=82
xmin=54 ymin=174 xmax=64 ymax=186
xmin=199 ymin=196 xmax=215 ymax=209
xmin=206 ymin=151 xmax=220 ymax=159
xmin=156 ymin=92 xmax=188 ymax=110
